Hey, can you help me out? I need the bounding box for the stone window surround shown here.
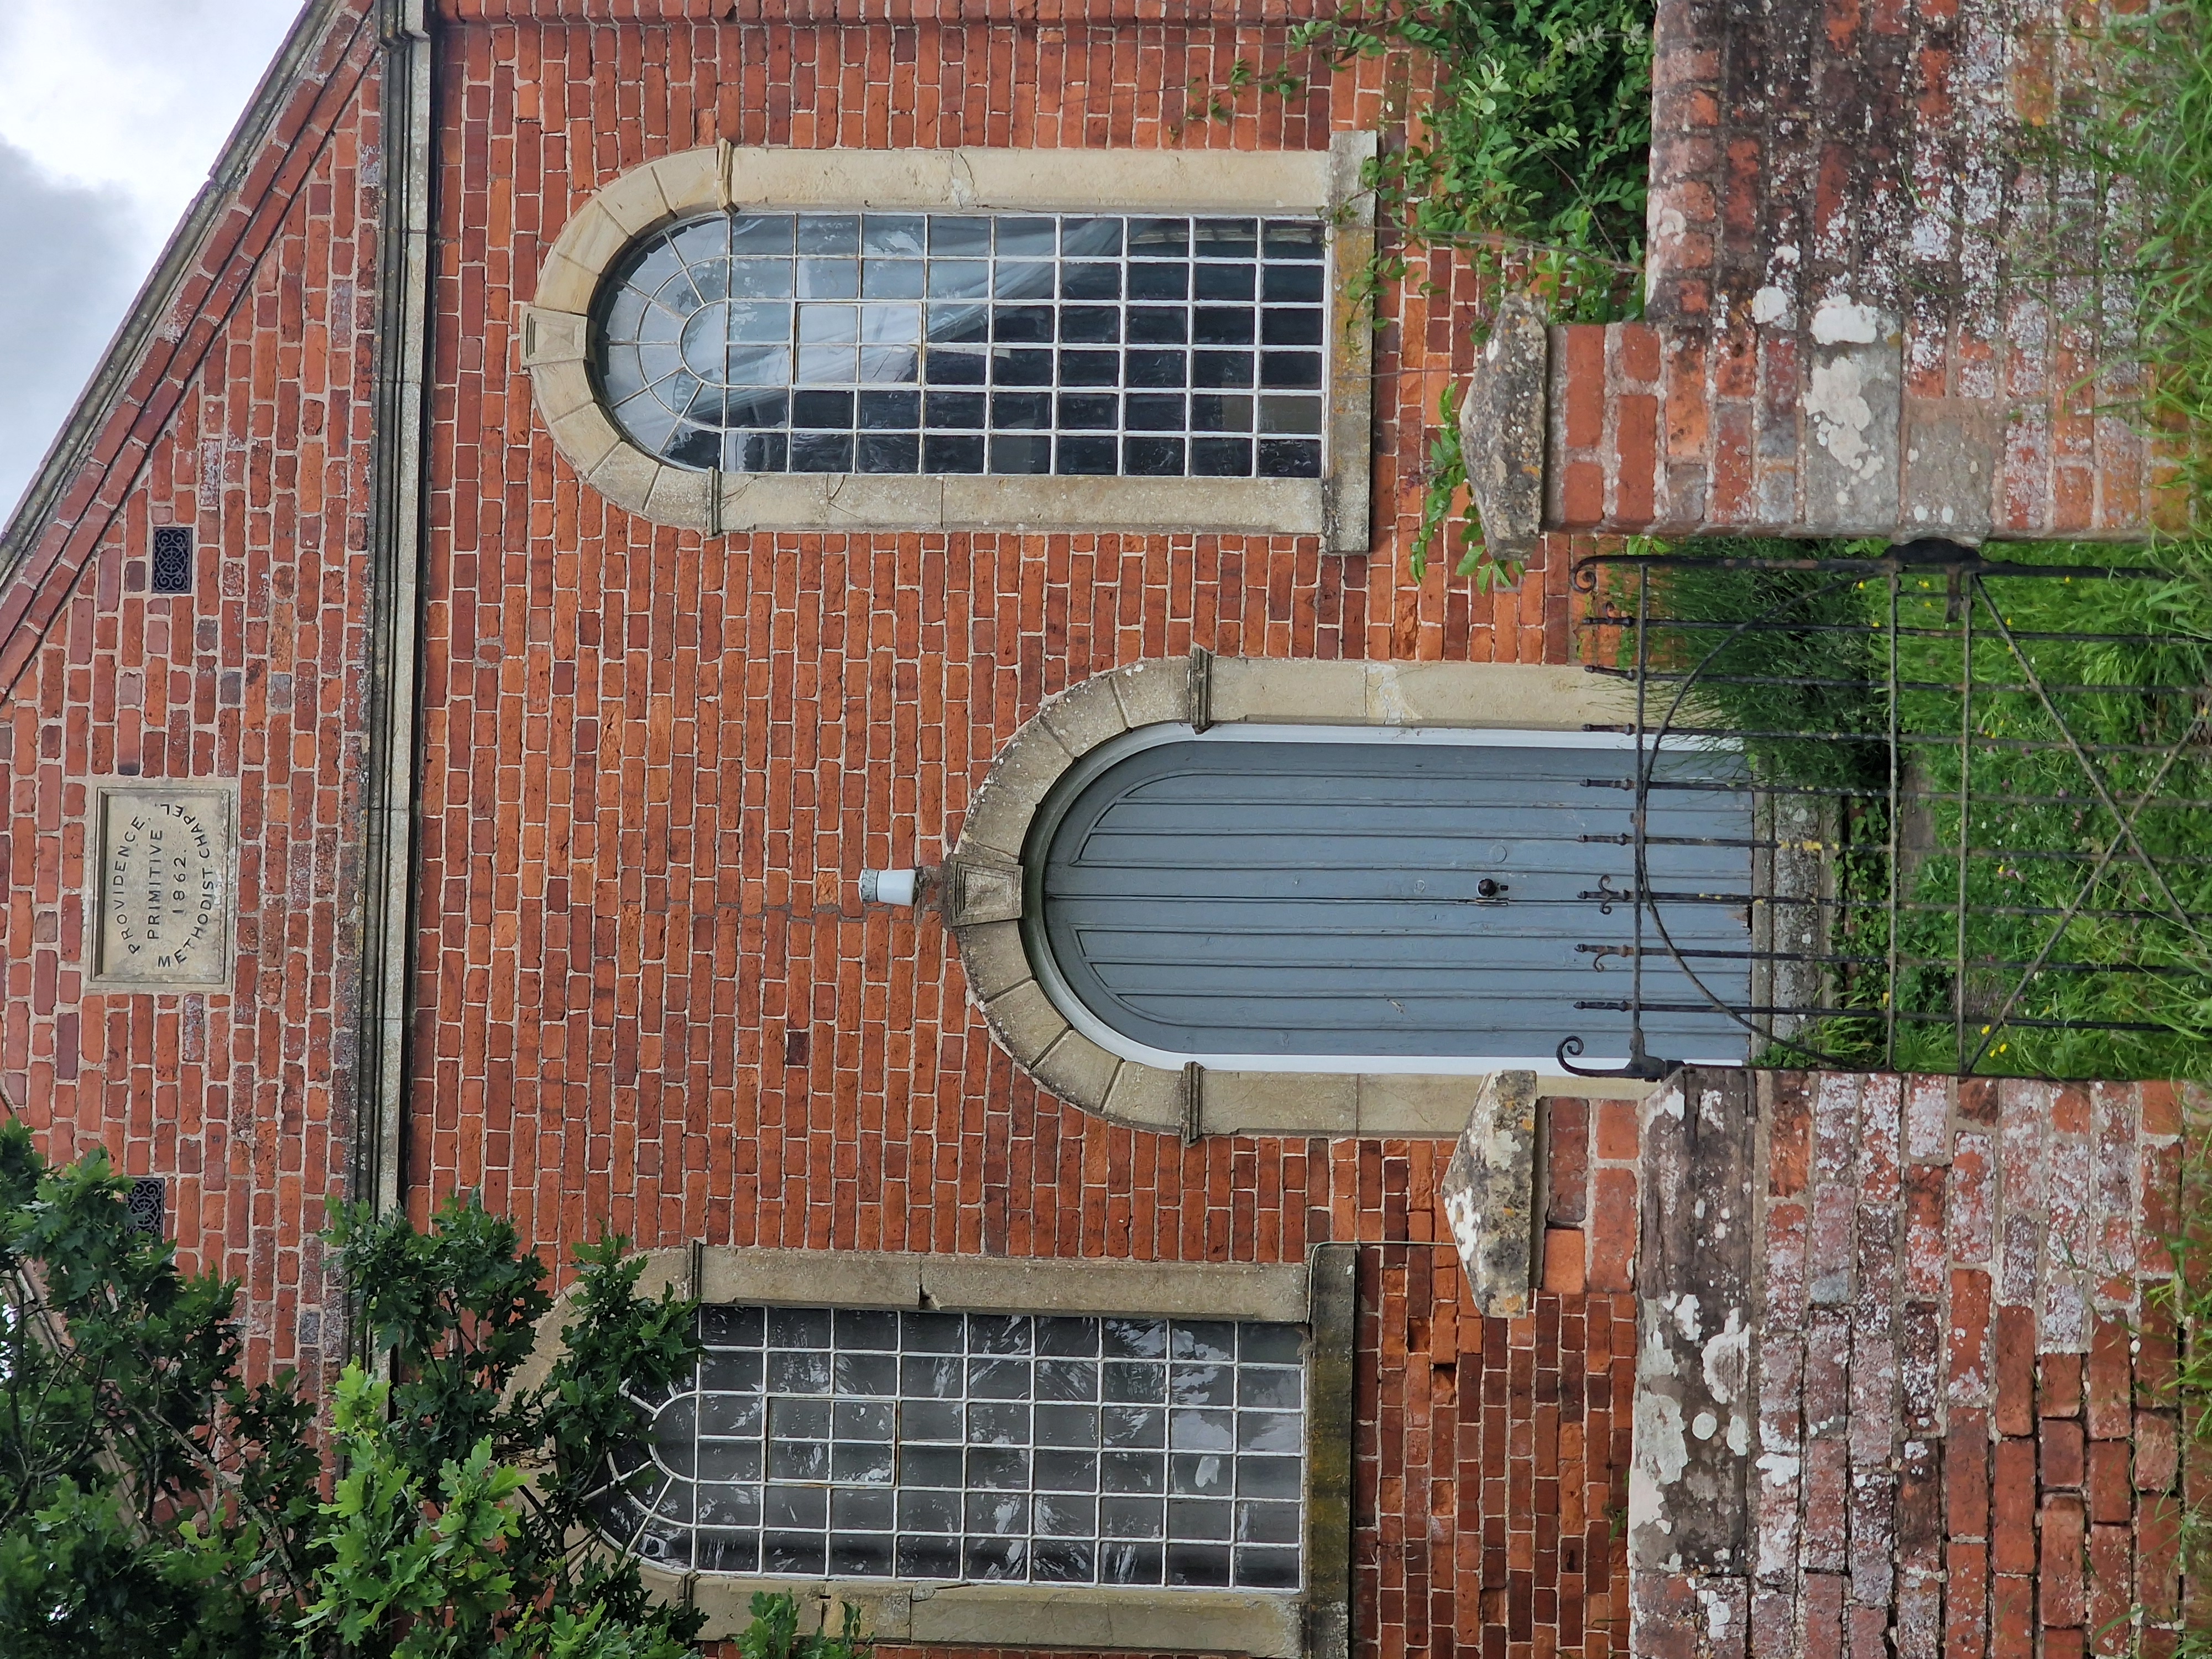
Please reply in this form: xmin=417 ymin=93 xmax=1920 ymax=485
xmin=946 ymin=657 xmax=1658 ymax=1136
xmin=517 ymin=1244 xmax=1356 ymax=1658
xmin=518 ymin=141 xmax=1375 ymax=546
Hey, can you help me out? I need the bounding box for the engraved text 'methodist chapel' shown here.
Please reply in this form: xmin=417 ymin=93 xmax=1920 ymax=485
xmin=95 ymin=788 xmax=231 ymax=988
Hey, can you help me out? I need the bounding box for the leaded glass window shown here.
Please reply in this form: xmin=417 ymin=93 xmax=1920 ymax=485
xmin=594 ymin=1306 xmax=1308 ymax=1589
xmin=591 ymin=213 xmax=1329 ymax=481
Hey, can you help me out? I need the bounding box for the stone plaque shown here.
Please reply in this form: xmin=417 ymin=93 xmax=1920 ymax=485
xmin=93 ymin=786 xmax=233 ymax=987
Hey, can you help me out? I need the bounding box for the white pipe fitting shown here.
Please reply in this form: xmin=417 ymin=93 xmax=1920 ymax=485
xmin=859 ymin=868 xmax=918 ymax=907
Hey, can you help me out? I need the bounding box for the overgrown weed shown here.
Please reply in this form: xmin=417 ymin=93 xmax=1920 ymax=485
xmin=1197 ymin=0 xmax=1657 ymax=583
xmin=1616 ymin=544 xmax=2212 ymax=1082
xmin=2070 ymin=0 xmax=2212 ymax=513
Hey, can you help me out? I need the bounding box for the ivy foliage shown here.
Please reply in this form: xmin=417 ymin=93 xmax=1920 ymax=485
xmin=0 ymin=1119 xmax=706 ymax=1658
xmin=1205 ymin=0 xmax=1656 ymax=582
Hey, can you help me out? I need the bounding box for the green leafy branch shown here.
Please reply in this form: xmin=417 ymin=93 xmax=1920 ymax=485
xmin=0 ymin=1118 xmax=714 ymax=1658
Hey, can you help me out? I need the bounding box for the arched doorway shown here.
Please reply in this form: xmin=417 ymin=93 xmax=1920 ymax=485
xmin=1025 ymin=725 xmax=1754 ymax=1072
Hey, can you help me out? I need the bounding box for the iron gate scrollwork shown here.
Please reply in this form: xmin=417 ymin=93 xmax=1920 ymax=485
xmin=1554 ymin=538 xmax=2212 ymax=1081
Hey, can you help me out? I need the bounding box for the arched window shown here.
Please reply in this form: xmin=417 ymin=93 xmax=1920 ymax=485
xmin=592 ymin=211 xmax=1328 ymax=483
xmin=538 ymin=1243 xmax=1351 ymax=1655
xmin=518 ymin=143 xmax=1374 ymax=540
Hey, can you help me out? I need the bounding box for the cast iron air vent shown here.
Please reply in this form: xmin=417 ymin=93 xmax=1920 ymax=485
xmin=126 ymin=1176 xmax=166 ymax=1239
xmin=151 ymin=526 xmax=192 ymax=594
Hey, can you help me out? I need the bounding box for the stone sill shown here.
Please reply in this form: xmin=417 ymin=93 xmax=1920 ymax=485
xmin=641 ymin=1573 xmax=1307 ymax=1653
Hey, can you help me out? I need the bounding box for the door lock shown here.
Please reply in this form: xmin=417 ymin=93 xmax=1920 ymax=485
xmin=1475 ymin=878 xmax=1508 ymax=901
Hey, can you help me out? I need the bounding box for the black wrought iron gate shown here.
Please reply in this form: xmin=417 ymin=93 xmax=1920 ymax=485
xmin=1558 ymin=538 xmax=2212 ymax=1081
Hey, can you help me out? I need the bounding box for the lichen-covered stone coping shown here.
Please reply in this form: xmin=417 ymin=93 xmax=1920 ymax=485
xmin=1457 ymin=295 xmax=1549 ymax=561
xmin=950 ymin=658 xmax=1656 ymax=1135
xmin=1624 ymin=1072 xmax=2197 ymax=1657
xmin=516 ymin=140 xmax=1375 ymax=544
xmin=1439 ymin=1071 xmax=1542 ymax=1317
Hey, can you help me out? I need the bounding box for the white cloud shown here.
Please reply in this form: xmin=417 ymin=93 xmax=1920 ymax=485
xmin=0 ymin=0 xmax=302 ymax=518
xmin=0 ymin=0 xmax=303 ymax=247
xmin=0 ymin=140 xmax=142 ymax=516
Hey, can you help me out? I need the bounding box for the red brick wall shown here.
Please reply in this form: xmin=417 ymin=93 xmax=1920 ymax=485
xmin=421 ymin=18 xmax=1621 ymax=1652
xmin=415 ymin=12 xmax=1580 ymax=1257
xmin=0 ymin=10 xmax=385 ymax=1384
xmin=1355 ymin=1105 xmax=1645 ymax=1659
xmin=0 ymin=15 xmax=1630 ymax=1655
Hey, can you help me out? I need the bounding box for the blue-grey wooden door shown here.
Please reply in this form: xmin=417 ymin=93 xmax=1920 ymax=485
xmin=1030 ymin=734 xmax=1754 ymax=1066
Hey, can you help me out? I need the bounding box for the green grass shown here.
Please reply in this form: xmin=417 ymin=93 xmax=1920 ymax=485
xmin=1613 ymin=544 xmax=2212 ymax=1082
xmin=2069 ymin=1 xmax=2212 ymax=517
xmin=2075 ymin=3 xmax=2212 ymax=1635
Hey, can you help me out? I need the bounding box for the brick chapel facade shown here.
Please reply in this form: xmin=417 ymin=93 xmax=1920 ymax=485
xmin=0 ymin=2 xmax=2193 ymax=1657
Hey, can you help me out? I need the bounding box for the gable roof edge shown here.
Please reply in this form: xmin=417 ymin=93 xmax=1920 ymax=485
xmin=0 ymin=0 xmax=374 ymax=581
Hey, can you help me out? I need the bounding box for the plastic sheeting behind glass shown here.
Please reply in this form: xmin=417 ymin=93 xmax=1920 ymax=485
xmin=591 ymin=212 xmax=1329 ymax=481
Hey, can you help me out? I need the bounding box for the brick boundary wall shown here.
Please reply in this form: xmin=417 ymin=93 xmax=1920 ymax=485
xmin=1540 ymin=314 xmax=2177 ymax=544
xmin=1467 ymin=0 xmax=2184 ymax=546
xmin=1630 ymin=1073 xmax=2197 ymax=1659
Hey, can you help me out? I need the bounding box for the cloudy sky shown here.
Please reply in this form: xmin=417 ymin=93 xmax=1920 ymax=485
xmin=0 ymin=0 xmax=302 ymax=520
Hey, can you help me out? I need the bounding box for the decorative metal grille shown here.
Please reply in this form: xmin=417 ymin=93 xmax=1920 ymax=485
xmin=592 ymin=1306 xmax=1307 ymax=1588
xmin=150 ymin=526 xmax=192 ymax=595
xmin=591 ymin=212 xmax=1328 ymax=481
xmin=126 ymin=1176 xmax=165 ymax=1238
xmin=1562 ymin=539 xmax=2209 ymax=1081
